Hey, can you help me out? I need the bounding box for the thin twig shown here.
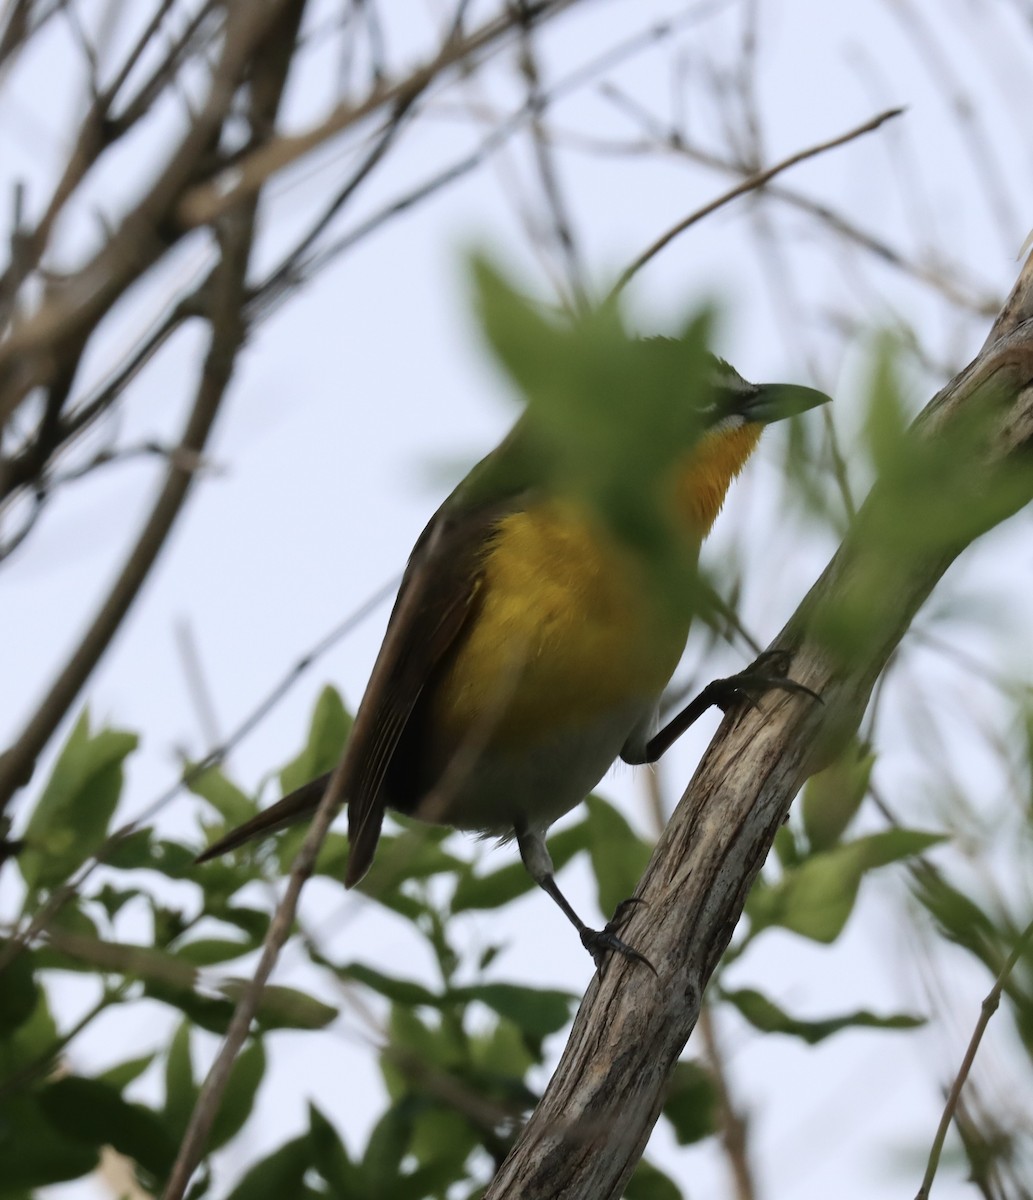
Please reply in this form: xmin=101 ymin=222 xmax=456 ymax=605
xmin=176 ymin=0 xmax=574 ymax=229
xmin=161 ymin=740 xmax=350 ymax=1200
xmin=606 ymin=106 xmax=903 ymax=302
xmin=698 ymin=1002 xmax=756 ymax=1200
xmin=915 ymin=916 xmax=1033 ymax=1199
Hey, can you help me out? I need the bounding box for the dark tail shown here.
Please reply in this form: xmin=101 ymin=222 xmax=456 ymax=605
xmin=195 ymin=771 xmax=334 ymax=862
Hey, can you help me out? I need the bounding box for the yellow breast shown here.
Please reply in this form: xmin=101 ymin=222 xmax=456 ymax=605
xmin=430 ymin=421 xmax=764 ymax=755
xmin=430 ymin=503 xmax=683 ymax=753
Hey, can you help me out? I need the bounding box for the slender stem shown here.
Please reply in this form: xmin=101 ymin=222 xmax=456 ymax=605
xmin=915 ymin=916 xmax=1033 ymax=1199
xmin=699 ymin=1002 xmax=756 ymax=1200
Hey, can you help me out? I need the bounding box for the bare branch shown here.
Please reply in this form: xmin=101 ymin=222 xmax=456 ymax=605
xmin=175 ymin=0 xmax=576 ymax=229
xmin=607 ymin=106 xmax=904 ymax=302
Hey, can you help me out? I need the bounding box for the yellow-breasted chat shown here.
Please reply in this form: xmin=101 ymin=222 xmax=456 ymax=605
xmin=198 ymin=284 xmax=830 ymax=968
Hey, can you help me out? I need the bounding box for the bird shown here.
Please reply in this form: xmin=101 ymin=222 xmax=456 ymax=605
xmin=197 ymin=346 xmax=829 ymax=968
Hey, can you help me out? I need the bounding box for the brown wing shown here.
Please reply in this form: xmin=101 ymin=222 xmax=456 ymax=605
xmin=342 ymin=497 xmax=515 ymax=886
xmin=196 ymin=498 xmax=514 ymax=873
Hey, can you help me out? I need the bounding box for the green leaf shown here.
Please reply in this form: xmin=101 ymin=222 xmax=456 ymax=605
xmin=913 ymin=868 xmax=1002 ymax=966
xmin=210 ymin=1039 xmax=266 ymax=1150
xmin=40 ymin=928 xmax=199 ymax=987
xmin=0 ymin=948 xmax=38 ymax=1034
xmin=469 ymin=1015 xmax=537 ymax=1080
xmin=802 ymin=742 xmax=874 ymax=852
xmin=104 ymin=827 xmax=155 ymax=870
xmin=472 ymin=256 xmax=719 ymax=616
xmin=308 ymin=1104 xmax=357 ymax=1194
xmin=218 ymin=982 xmax=337 ymax=1031
xmin=217 ymin=905 xmax=271 ymax=942
xmin=362 ymin=1099 xmax=416 ymax=1192
xmin=661 ymin=1059 xmax=717 ymax=1145
xmin=345 ymin=824 xmax=466 ymax=921
xmin=186 ymin=764 xmax=255 ymax=828
xmin=385 ymin=1006 xmax=463 ymax=1079
xmin=99 ymin=1052 xmax=155 ymax=1091
xmin=38 ymin=1076 xmax=177 ymax=1178
xmin=0 ymin=982 xmax=58 ymax=1079
xmin=724 ymin=987 xmax=924 ymax=1044
xmin=585 ymin=795 xmax=651 ymax=918
xmin=280 ymin=686 xmax=352 ymax=795
xmin=624 ymin=1159 xmax=684 ymax=1200
xmin=747 ymin=828 xmax=945 ymax=943
xmin=94 ymin=884 xmax=139 ymax=921
xmin=20 ymin=712 xmax=137 ymax=890
xmin=448 ymin=983 xmax=575 ymax=1039
xmin=225 ymin=1132 xmax=314 ymax=1200
xmin=0 ymin=1096 xmax=98 ymax=1188
xmin=452 ymin=820 xmax=590 ymax=912
xmin=163 ymin=1022 xmax=196 ymax=1141
xmin=173 ymin=937 xmax=254 ymax=966
xmin=337 ymin=962 xmax=441 ymax=1007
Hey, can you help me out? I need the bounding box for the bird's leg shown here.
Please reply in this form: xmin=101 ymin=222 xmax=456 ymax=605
xmin=633 ymin=648 xmax=821 ymax=765
xmin=515 ymin=824 xmax=655 ymax=973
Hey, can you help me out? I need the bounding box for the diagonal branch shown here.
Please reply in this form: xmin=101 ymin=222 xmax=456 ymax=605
xmin=483 ymin=256 xmax=1033 ymax=1199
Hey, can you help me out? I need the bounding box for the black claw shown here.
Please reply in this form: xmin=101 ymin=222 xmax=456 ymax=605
xmin=579 ymin=900 xmax=657 ymax=975
xmin=713 ymin=650 xmax=823 ymax=713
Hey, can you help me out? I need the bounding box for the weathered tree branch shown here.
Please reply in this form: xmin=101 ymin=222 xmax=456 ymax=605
xmin=484 ymin=256 xmax=1033 ymax=1199
xmin=0 ymin=1 xmax=308 ymax=817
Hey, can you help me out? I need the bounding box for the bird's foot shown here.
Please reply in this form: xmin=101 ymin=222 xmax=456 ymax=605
xmin=710 ymin=649 xmax=822 ymax=714
xmin=580 ymin=898 xmax=656 ymax=974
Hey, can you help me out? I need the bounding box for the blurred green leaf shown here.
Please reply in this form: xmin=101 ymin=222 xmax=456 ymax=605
xmin=280 ymin=686 xmax=352 ymax=795
xmin=218 ymin=982 xmax=337 ymax=1031
xmin=0 ymin=983 xmax=58 ymax=1079
xmin=585 ymin=795 xmax=652 ymax=918
xmin=0 ymin=949 xmax=37 ymax=1035
xmin=338 ymin=962 xmax=441 ymax=1007
xmin=406 ymin=1104 xmax=478 ymax=1180
xmin=99 ymin=1052 xmax=155 ymax=1091
xmin=308 ymin=1104 xmax=357 ymax=1195
xmin=747 ymin=829 xmax=944 ymax=943
xmin=20 ymin=712 xmax=137 ymax=891
xmin=724 ymin=987 xmax=923 ymax=1044
xmin=362 ymin=1098 xmax=416 ymax=1193
xmin=661 ymin=1059 xmax=717 ymax=1145
xmin=624 ymin=1159 xmax=684 ymax=1200
xmin=94 ymin=883 xmax=138 ymax=921
xmin=470 ymin=1014 xmax=537 ymax=1082
xmin=225 ymin=1131 xmax=316 ymax=1200
xmin=452 ymin=820 xmax=590 ymax=912
xmin=104 ymin=827 xmax=155 ymax=870
xmin=448 ymin=983 xmax=574 ymax=1039
xmin=40 ymin=929 xmax=200 ymax=987
xmin=163 ymin=1022 xmax=196 ymax=1141
xmin=0 ymin=1096 xmax=98 ymax=1188
xmin=217 ymin=905 xmax=271 ymax=942
xmin=473 ymin=257 xmax=717 ymax=616
xmin=802 ymin=742 xmax=874 ymax=852
xmin=173 ymin=937 xmax=254 ymax=966
xmin=210 ymin=1039 xmax=266 ymax=1150
xmin=773 ymin=823 xmax=802 ymax=869
xmin=815 ymin=348 xmax=1033 ymax=666
xmin=913 ymin=867 xmax=1002 ymax=966
xmin=384 ymin=1005 xmax=466 ymax=1083
xmin=187 ymin=764 xmax=255 ymax=828
xmin=38 ymin=1076 xmax=177 ymax=1178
